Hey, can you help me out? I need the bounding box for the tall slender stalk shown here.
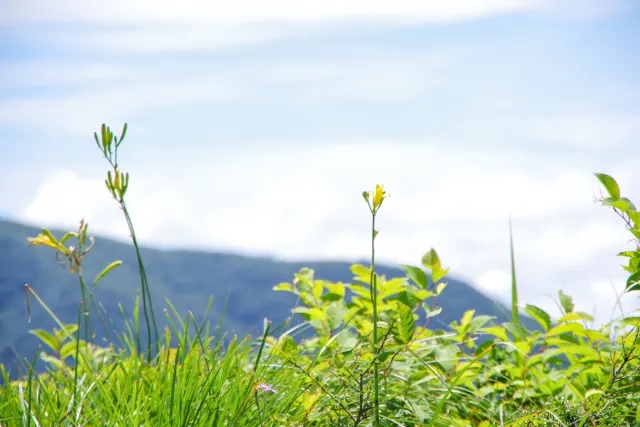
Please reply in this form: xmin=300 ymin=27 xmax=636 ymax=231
xmin=119 ymin=198 xmax=160 ymax=360
xmin=509 ymin=217 xmax=519 ymax=326
xmin=363 ymin=184 xmax=388 ymax=426
xmin=94 ymin=123 xmax=160 ymax=361
xmin=369 ymin=211 xmax=380 ymax=426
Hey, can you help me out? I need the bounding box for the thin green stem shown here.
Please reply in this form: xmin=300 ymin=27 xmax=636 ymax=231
xmin=369 ymin=212 xmax=380 ymax=426
xmin=120 ymin=200 xmax=160 ymax=362
xmin=509 ymin=217 xmax=519 ymax=326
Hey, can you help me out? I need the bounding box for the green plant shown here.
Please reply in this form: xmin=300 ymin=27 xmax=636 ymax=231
xmin=1 ymin=123 xmax=639 ymax=426
xmin=594 ymin=172 xmax=640 ymax=293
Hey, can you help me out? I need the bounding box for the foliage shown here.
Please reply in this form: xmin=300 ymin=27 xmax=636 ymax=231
xmin=594 ymin=173 xmax=640 ymax=293
xmin=0 ymin=123 xmax=638 ymax=426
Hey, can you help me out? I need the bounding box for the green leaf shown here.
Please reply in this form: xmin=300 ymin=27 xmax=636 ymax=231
xmin=423 ymin=304 xmax=442 ymax=319
xmin=273 ymin=282 xmax=293 ymax=292
xmin=279 ymin=335 xmax=298 ymax=357
xmin=502 ymin=322 xmax=527 ymax=341
xmin=40 ymin=354 xmax=65 ymax=370
xmin=118 ymin=122 xmax=128 ymax=146
xmin=421 ymin=249 xmax=450 ymax=284
xmin=379 ymin=277 xmax=407 ymax=299
xmin=401 ymin=264 xmax=428 ymax=289
xmin=619 ymin=316 xmax=640 ymax=328
xmin=628 ymin=210 xmax=640 ymax=229
xmin=322 ymin=282 xmax=345 ymax=302
xmin=29 ymin=329 xmax=60 ymax=353
xmin=59 ymin=231 xmax=77 ymax=245
xmin=378 ymin=350 xmax=394 ymax=363
xmin=434 ymin=344 xmax=459 ymax=372
xmin=413 ymin=289 xmax=434 ymax=301
xmin=524 ymin=304 xmax=551 ymax=332
xmin=394 ymin=303 xmax=415 ymax=344
xmin=435 ymin=282 xmax=447 ymax=295
xmin=460 ymin=310 xmax=475 ymax=328
xmin=558 ymin=290 xmax=574 ymax=314
xmin=482 ymin=326 xmax=509 ymax=342
xmin=293 ymin=268 xmax=315 ymax=291
xmin=422 ymin=249 xmax=441 ymax=270
xmin=609 ymin=197 xmax=636 ymax=213
xmin=60 ymin=340 xmax=87 ymax=360
xmin=626 ymin=269 xmax=640 ymax=292
xmin=546 ymin=322 xmax=586 ymax=338
xmin=93 ymin=260 xmax=123 ymax=286
xmin=584 ymin=389 xmax=604 ymax=399
xmin=311 ymin=281 xmax=323 ymax=300
xmin=433 ymin=267 xmax=449 ymax=285
xmin=558 ymin=311 xmax=594 ymax=323
xmin=594 ymin=173 xmax=620 ymax=200
xmin=468 ymin=315 xmax=495 ymax=334
xmin=336 ymin=333 xmax=358 ymax=350
xmin=292 ymin=307 xmax=326 ymax=321
xmin=350 ymin=264 xmax=372 ymax=284
xmin=326 ymin=303 xmax=345 ymax=330
xmin=302 ymin=389 xmax=321 ymax=413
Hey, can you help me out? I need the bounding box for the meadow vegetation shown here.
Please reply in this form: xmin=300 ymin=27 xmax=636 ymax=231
xmin=0 ymin=123 xmax=639 ymax=426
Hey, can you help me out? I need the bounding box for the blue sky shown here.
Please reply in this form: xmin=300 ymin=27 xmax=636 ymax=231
xmin=1 ymin=0 xmax=639 ymax=325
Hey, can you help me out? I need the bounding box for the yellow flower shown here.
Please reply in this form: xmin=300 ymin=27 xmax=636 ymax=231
xmin=27 ymin=233 xmax=60 ymax=250
xmin=372 ymin=184 xmax=387 ymax=210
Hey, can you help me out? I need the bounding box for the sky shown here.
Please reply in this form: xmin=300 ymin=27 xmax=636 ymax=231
xmin=1 ymin=0 xmax=639 ymax=327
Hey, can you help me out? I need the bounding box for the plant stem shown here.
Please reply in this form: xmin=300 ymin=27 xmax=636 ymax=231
xmin=370 ymin=212 xmax=380 ymax=426
xmin=121 ymin=200 xmax=160 ymax=361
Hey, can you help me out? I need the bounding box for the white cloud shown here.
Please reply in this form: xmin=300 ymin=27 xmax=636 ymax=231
xmin=21 ymin=142 xmax=640 ymax=326
xmin=0 ymin=53 xmax=454 ymax=133
xmin=3 ymin=0 xmax=629 ymax=53
xmin=0 ymin=77 xmax=233 ymax=135
xmin=23 ymin=170 xmax=127 ymax=239
xmin=0 ymin=61 xmax=134 ymax=90
xmin=476 ymin=269 xmax=512 ymax=293
xmin=1 ymin=1 xmax=539 ymax=27
xmin=529 ymin=113 xmax=640 ymax=148
xmin=534 ymin=0 xmax=635 ymax=20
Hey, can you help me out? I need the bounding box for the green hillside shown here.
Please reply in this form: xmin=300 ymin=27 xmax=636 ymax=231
xmin=0 ymin=218 xmax=534 ymax=373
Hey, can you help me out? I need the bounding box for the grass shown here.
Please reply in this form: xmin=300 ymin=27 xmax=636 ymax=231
xmin=1 ymin=122 xmax=639 ymax=426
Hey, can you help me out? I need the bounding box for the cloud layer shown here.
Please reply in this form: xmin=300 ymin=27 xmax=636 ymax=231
xmin=21 ymin=143 xmax=640 ymax=325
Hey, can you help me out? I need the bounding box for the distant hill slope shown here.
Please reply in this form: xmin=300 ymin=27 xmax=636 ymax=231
xmin=0 ymin=218 xmax=536 ymax=373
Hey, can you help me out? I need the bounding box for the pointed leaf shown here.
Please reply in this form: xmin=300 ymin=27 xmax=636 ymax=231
xmin=401 ymin=264 xmax=428 ymax=289
xmin=422 ymin=249 xmax=441 ymax=270
xmin=594 ymin=173 xmax=620 ymax=200
xmin=503 ymin=322 xmax=527 ymax=341
xmin=460 ymin=310 xmax=475 ymax=328
xmin=29 ymin=329 xmax=60 ymax=352
xmin=469 ymin=315 xmax=496 ymax=334
xmin=394 ymin=303 xmax=415 ymax=344
xmin=558 ymin=290 xmax=575 ymax=314
xmin=524 ymin=304 xmax=551 ymax=332
xmin=273 ymin=282 xmax=293 ymax=292
xmin=312 ymin=281 xmax=323 ymax=300
xmin=610 ymin=198 xmax=636 ymax=213
xmin=482 ymin=326 xmax=509 ymax=342
xmin=626 ymin=270 xmax=640 ymax=292
xmin=423 ymin=305 xmax=442 ymax=319
xmin=94 ymin=260 xmax=123 ymax=286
